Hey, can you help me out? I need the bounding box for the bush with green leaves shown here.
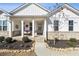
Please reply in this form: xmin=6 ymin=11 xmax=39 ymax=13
xmin=5 ymin=37 xmax=12 ymax=43
xmin=22 ymin=36 xmax=32 ymax=43
xmin=67 ymin=38 xmax=77 ymax=48
xmin=67 ymin=41 xmax=76 ymax=47
xmin=0 ymin=36 xmax=5 ymax=43
xmin=69 ymin=38 xmax=77 ymax=42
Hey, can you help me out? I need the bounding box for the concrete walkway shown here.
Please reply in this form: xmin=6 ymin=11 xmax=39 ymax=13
xmin=35 ymin=42 xmax=50 ymax=56
xmin=34 ymin=36 xmax=51 ymax=56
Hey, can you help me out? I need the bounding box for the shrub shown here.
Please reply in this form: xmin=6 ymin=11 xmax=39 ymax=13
xmin=0 ymin=36 xmax=5 ymax=43
xmin=5 ymin=37 xmax=12 ymax=43
xmin=67 ymin=38 xmax=77 ymax=48
xmin=69 ymin=38 xmax=77 ymax=42
xmin=67 ymin=41 xmax=76 ymax=47
xmin=22 ymin=36 xmax=31 ymax=43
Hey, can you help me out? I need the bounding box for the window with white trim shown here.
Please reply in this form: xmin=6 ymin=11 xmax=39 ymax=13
xmin=69 ymin=20 xmax=73 ymax=31
xmin=0 ymin=20 xmax=7 ymax=31
xmin=0 ymin=20 xmax=2 ymax=30
xmin=54 ymin=20 xmax=59 ymax=31
xmin=3 ymin=20 xmax=7 ymax=31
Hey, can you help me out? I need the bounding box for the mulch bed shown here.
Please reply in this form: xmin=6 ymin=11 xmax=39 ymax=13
xmin=46 ymin=40 xmax=79 ymax=48
xmin=0 ymin=41 xmax=34 ymax=50
xmin=0 ymin=50 xmax=36 ymax=56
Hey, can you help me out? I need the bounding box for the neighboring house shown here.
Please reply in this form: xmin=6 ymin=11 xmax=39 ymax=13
xmin=0 ymin=3 xmax=79 ymax=40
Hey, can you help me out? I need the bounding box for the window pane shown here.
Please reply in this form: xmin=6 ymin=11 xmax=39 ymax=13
xmin=3 ymin=26 xmax=7 ymax=31
xmin=54 ymin=20 xmax=59 ymax=26
xmin=3 ymin=20 xmax=7 ymax=26
xmin=54 ymin=26 xmax=58 ymax=31
xmin=0 ymin=26 xmax=2 ymax=30
xmin=0 ymin=20 xmax=2 ymax=31
xmin=54 ymin=20 xmax=59 ymax=31
xmin=69 ymin=20 xmax=73 ymax=31
xmin=69 ymin=20 xmax=73 ymax=25
xmin=69 ymin=26 xmax=73 ymax=31
xmin=3 ymin=20 xmax=7 ymax=31
xmin=0 ymin=20 xmax=2 ymax=26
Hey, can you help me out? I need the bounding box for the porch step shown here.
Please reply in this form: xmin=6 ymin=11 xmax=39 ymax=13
xmin=34 ymin=36 xmax=45 ymax=42
xmin=13 ymin=36 xmax=22 ymax=41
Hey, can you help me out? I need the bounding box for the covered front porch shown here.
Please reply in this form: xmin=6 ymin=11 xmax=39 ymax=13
xmin=9 ymin=16 xmax=47 ymax=39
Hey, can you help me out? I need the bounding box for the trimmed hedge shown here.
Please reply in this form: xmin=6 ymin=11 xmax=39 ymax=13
xmin=22 ymin=36 xmax=32 ymax=43
xmin=0 ymin=36 xmax=5 ymax=43
xmin=67 ymin=38 xmax=77 ymax=47
xmin=5 ymin=37 xmax=13 ymax=43
xmin=69 ymin=38 xmax=77 ymax=42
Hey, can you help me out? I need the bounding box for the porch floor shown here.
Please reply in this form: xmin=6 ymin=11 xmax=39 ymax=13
xmin=13 ymin=35 xmax=33 ymax=41
xmin=12 ymin=35 xmax=45 ymax=41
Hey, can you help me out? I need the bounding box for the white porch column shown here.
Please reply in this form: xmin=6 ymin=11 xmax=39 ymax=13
xmin=8 ymin=17 xmax=12 ymax=37
xmin=21 ymin=20 xmax=24 ymax=37
xmin=43 ymin=19 xmax=47 ymax=38
xmin=32 ymin=19 xmax=35 ymax=37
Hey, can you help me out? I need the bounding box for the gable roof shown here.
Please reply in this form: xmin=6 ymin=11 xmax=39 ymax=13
xmin=49 ymin=3 xmax=79 ymax=17
xmin=10 ymin=3 xmax=50 ymax=15
xmin=0 ymin=8 xmax=10 ymax=15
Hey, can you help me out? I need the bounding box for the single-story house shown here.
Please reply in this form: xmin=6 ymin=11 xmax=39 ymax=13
xmin=0 ymin=3 xmax=79 ymax=40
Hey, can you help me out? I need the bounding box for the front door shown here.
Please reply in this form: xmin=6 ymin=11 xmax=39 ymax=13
xmin=37 ymin=22 xmax=43 ymax=35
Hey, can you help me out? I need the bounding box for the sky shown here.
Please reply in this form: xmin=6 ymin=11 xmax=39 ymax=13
xmin=0 ymin=3 xmax=79 ymax=12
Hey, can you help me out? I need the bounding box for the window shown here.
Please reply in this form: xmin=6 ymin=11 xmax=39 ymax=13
xmin=0 ymin=20 xmax=7 ymax=31
xmin=0 ymin=20 xmax=2 ymax=30
xmin=3 ymin=20 xmax=7 ymax=31
xmin=54 ymin=20 xmax=59 ymax=31
xmin=29 ymin=22 xmax=32 ymax=31
xmin=69 ymin=20 xmax=73 ymax=31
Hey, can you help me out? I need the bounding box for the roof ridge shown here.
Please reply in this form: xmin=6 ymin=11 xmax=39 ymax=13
xmin=10 ymin=3 xmax=27 ymax=14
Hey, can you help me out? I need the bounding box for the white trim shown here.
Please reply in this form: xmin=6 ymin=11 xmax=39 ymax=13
xmin=21 ymin=20 xmax=24 ymax=37
xmin=43 ymin=19 xmax=47 ymax=38
xmin=8 ymin=17 xmax=12 ymax=37
xmin=32 ymin=19 xmax=35 ymax=37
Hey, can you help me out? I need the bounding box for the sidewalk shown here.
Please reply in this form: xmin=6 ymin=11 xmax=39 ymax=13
xmin=35 ymin=42 xmax=50 ymax=56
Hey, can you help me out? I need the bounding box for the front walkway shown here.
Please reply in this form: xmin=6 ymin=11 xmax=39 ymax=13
xmin=34 ymin=36 xmax=51 ymax=56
